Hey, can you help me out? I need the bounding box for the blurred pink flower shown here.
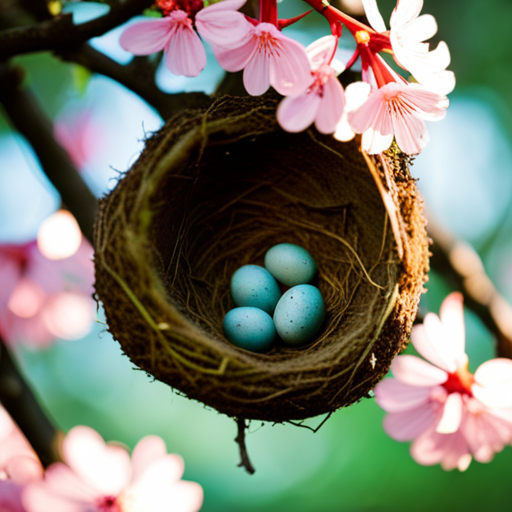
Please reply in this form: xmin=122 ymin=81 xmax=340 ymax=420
xmin=374 ymin=292 xmax=512 ymax=470
xmin=362 ymin=0 xmax=455 ymax=95
xmin=0 ymin=405 xmax=43 ymax=512
xmin=23 ymin=426 xmax=203 ymax=512
xmin=0 ymin=457 xmax=43 ymax=512
xmin=0 ymin=239 xmax=95 ymax=348
xmin=53 ymin=111 xmax=103 ymax=170
xmin=0 ymin=405 xmax=41 ymax=479
xmin=120 ymin=10 xmax=206 ymax=77
xmin=277 ymin=35 xmax=345 ymax=134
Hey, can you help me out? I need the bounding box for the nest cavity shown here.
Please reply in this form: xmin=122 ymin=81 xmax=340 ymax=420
xmin=94 ymin=94 xmax=429 ymax=422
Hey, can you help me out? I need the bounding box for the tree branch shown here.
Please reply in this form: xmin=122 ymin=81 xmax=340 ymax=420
xmin=59 ymin=45 xmax=211 ymax=120
xmin=235 ymin=418 xmax=255 ymax=474
xmin=429 ymin=221 xmax=512 ymax=359
xmin=0 ymin=339 xmax=60 ymax=467
xmin=0 ymin=64 xmax=97 ymax=244
xmin=0 ymin=0 xmax=153 ymax=61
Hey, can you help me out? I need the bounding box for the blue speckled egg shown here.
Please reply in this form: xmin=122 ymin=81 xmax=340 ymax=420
xmin=223 ymin=307 xmax=276 ymax=352
xmin=273 ymin=284 xmax=325 ymax=346
xmin=264 ymin=243 xmax=318 ymax=286
xmin=231 ymin=265 xmax=281 ymax=315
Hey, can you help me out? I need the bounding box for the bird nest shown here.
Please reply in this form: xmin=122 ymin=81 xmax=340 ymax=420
xmin=94 ymin=94 xmax=429 ymax=422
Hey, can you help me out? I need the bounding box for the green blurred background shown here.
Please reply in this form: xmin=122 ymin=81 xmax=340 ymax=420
xmin=1 ymin=0 xmax=512 ymax=510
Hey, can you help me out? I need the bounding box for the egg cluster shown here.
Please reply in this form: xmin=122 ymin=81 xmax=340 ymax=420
xmin=223 ymin=243 xmax=326 ymax=352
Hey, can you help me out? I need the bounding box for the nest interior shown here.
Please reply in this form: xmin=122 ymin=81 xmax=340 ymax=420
xmin=94 ymin=95 xmax=429 ymax=422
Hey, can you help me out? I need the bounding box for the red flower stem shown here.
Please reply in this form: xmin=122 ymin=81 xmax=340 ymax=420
xmin=260 ymin=0 xmax=278 ymax=25
xmin=301 ymin=0 xmax=375 ymax=35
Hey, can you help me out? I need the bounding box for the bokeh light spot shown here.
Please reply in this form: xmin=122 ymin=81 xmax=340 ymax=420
xmin=37 ymin=210 xmax=82 ymax=261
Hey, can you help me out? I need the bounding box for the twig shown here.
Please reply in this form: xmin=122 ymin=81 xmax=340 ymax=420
xmin=0 ymin=0 xmax=153 ymax=61
xmin=429 ymin=221 xmax=512 ymax=359
xmin=0 ymin=64 xmax=97 ymax=243
xmin=287 ymin=411 xmax=333 ymax=433
xmin=0 ymin=339 xmax=60 ymax=467
xmin=59 ymin=45 xmax=211 ymax=120
xmin=235 ymin=418 xmax=255 ymax=474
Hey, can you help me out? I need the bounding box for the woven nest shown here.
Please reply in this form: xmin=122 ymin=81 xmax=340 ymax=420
xmin=94 ymin=94 xmax=429 ymax=422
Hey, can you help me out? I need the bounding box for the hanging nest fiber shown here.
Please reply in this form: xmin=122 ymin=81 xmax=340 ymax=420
xmin=94 ymin=94 xmax=429 ymax=423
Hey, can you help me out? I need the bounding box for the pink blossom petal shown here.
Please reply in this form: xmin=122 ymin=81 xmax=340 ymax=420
xmin=306 ymin=35 xmax=338 ymax=71
xmin=383 ymin=404 xmax=438 ymax=441
xmin=474 ymin=358 xmax=512 ymax=387
xmin=334 ymin=81 xmax=371 ymax=142
xmin=131 ymin=436 xmax=168 ymax=484
xmin=213 ymin=37 xmax=256 ymax=72
xmin=120 ymin=18 xmax=174 ymax=55
xmin=412 ymin=318 xmax=457 ymax=373
xmin=63 ymin=426 xmax=131 ymax=496
xmin=6 ymin=455 xmax=43 ymax=484
xmin=0 ymin=480 xmax=24 ymax=512
xmin=39 ymin=462 xmax=97 ymax=502
xmin=362 ymin=0 xmax=387 ymax=32
xmin=374 ymin=378 xmax=433 ymax=413
xmin=267 ymin=29 xmax=311 ymax=96
xmin=132 ymin=455 xmax=186 ymax=491
xmin=436 ymin=392 xmax=463 ymax=434
xmin=438 ymin=292 xmax=466 ymax=365
xmin=398 ymin=14 xmax=437 ymax=43
xmin=410 ymin=428 xmax=471 ymax=471
xmin=128 ymin=458 xmax=201 ymax=512
xmin=129 ymin=478 xmax=203 ymax=512
xmin=165 ymin=24 xmax=207 ymax=77
xmin=361 ymin=127 xmax=394 ymax=155
xmin=195 ymin=0 xmax=253 ymax=49
xmin=462 ymin=408 xmax=512 ymax=462
xmin=244 ymin=46 xmax=271 ymax=95
xmin=315 ymin=75 xmax=345 ymax=134
xmin=392 ymin=110 xmax=427 ymax=155
xmin=390 ymin=0 xmax=424 ymax=28
xmin=472 ymin=358 xmax=512 ymax=408
xmin=391 ymin=355 xmax=448 ymax=387
xmin=23 ymin=482 xmax=88 ymax=512
xmin=277 ymin=90 xmax=322 ymax=133
xmin=472 ymin=384 xmax=512 ymax=409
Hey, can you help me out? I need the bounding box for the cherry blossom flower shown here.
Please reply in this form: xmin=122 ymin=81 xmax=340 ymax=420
xmin=0 ymin=237 xmax=95 ymax=348
xmin=347 ymin=79 xmax=448 ymax=154
xmin=362 ymin=0 xmax=455 ymax=95
xmin=120 ymin=2 xmax=206 ymax=77
xmin=23 ymin=426 xmax=203 ymax=512
xmin=196 ymin=0 xmax=310 ymax=96
xmin=302 ymin=0 xmax=452 ymax=154
xmin=0 ymin=406 xmax=43 ymax=512
xmin=277 ymin=36 xmax=345 ymax=134
xmin=195 ymin=0 xmax=254 ymax=50
xmin=0 ymin=406 xmax=40 ymax=478
xmin=0 ymin=456 xmax=43 ymax=512
xmin=374 ymin=292 xmax=512 ymax=470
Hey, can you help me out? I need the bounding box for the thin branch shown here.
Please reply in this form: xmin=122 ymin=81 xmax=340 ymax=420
xmin=0 ymin=64 xmax=97 ymax=243
xmin=59 ymin=45 xmax=211 ymax=120
xmin=0 ymin=338 xmax=60 ymax=467
xmin=287 ymin=412 xmax=333 ymax=433
xmin=429 ymin=221 xmax=512 ymax=359
xmin=235 ymin=418 xmax=255 ymax=474
xmin=0 ymin=0 xmax=153 ymax=61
